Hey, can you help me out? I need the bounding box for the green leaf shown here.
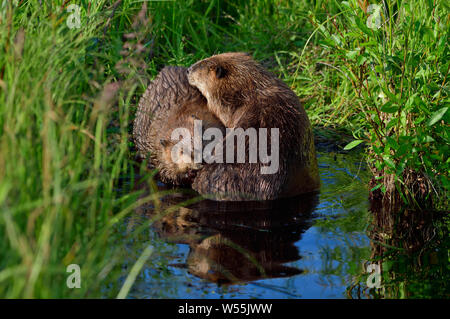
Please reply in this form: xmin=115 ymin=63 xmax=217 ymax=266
xmin=383 ymin=156 xmax=396 ymax=169
xmin=346 ymin=50 xmax=358 ymax=60
xmin=331 ymin=34 xmax=343 ymax=46
xmin=386 ymin=137 xmax=399 ymax=150
xmin=360 ymin=40 xmax=377 ymax=47
xmin=370 ymin=183 xmax=382 ymax=192
xmin=381 ymin=102 xmax=399 ymax=113
xmin=386 ymin=117 xmax=399 ymax=130
xmin=427 ymin=107 xmax=448 ymax=126
xmin=355 ymin=16 xmax=373 ymax=36
xmin=381 ymin=86 xmax=399 ymax=103
xmin=396 ymin=161 xmax=406 ymax=176
xmin=343 ymin=139 xmax=364 ymax=150
xmin=405 ymin=93 xmax=418 ymax=110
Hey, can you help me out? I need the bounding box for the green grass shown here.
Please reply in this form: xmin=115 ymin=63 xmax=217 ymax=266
xmin=0 ymin=0 xmax=447 ymax=298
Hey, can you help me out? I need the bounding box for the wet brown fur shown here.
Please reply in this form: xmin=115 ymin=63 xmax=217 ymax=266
xmin=187 ymin=52 xmax=320 ymax=200
xmin=133 ymin=66 xmax=223 ymax=185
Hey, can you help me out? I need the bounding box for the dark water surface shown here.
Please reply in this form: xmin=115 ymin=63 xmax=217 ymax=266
xmin=120 ymin=150 xmax=371 ymax=298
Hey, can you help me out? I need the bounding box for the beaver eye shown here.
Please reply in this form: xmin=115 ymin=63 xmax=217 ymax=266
xmin=215 ymin=65 xmax=227 ymax=79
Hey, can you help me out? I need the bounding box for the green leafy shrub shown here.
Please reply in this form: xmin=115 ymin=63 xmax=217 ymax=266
xmin=308 ymin=0 xmax=449 ymax=209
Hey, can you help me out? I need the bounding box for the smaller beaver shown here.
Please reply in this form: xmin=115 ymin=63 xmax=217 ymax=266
xmin=134 ymin=66 xmax=224 ymax=185
xmin=152 ymin=100 xmax=224 ymax=185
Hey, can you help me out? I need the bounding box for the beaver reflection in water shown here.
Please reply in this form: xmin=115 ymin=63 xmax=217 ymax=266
xmin=136 ymin=192 xmax=318 ymax=285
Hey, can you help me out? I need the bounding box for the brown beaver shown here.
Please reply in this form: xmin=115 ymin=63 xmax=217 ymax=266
xmin=187 ymin=52 xmax=320 ymax=200
xmin=133 ymin=66 xmax=224 ymax=185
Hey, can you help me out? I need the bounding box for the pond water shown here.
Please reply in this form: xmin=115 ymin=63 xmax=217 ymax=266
xmin=117 ymin=149 xmax=373 ymax=299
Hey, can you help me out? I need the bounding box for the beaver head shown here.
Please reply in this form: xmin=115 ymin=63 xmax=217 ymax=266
xmin=157 ymin=107 xmax=224 ymax=186
xmin=187 ymin=52 xmax=275 ymax=127
xmin=157 ymin=113 xmax=205 ymax=186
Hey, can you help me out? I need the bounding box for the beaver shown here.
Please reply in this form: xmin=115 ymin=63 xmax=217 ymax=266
xmin=187 ymin=52 xmax=320 ymax=200
xmin=133 ymin=66 xmax=224 ymax=185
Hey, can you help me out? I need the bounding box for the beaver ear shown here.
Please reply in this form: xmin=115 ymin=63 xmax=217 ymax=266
xmin=215 ymin=65 xmax=227 ymax=79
